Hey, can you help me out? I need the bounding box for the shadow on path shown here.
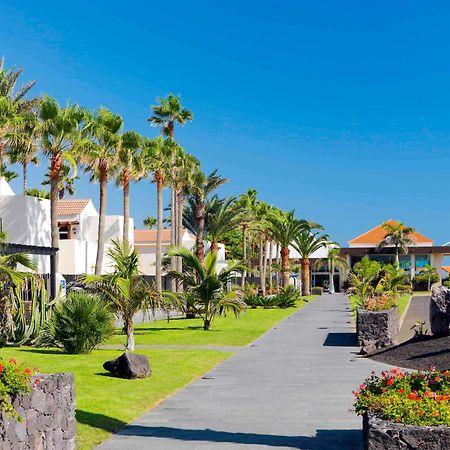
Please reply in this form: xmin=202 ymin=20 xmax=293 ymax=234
xmin=323 ymin=332 xmax=356 ymax=347
xmin=76 ymin=410 xmax=127 ymax=433
xmin=116 ymin=426 xmax=362 ymax=449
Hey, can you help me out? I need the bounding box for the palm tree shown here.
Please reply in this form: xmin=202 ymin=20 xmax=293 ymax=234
xmin=187 ymin=169 xmax=228 ymax=263
xmin=293 ymin=228 xmax=329 ymax=296
xmin=148 ymin=94 xmax=193 ymax=277
xmin=377 ymin=221 xmax=415 ymax=266
xmin=420 ymin=264 xmax=438 ymax=291
xmin=141 ymin=137 xmax=173 ymax=291
xmin=314 ymin=246 xmax=348 ymax=294
xmin=116 ymin=131 xmax=143 ymax=242
xmin=167 ymin=246 xmax=245 ymax=330
xmin=267 ymin=211 xmax=306 ymax=288
xmin=143 ymin=216 xmax=157 ymax=229
xmin=42 ymin=164 xmax=79 ymax=199
xmin=81 ymin=108 xmax=123 ymax=274
xmin=39 ymin=97 xmax=85 ymax=260
xmin=83 ymin=240 xmax=158 ymax=351
xmin=0 ymin=230 xmax=37 ymax=345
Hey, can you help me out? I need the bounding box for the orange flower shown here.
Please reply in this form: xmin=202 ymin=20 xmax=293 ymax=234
xmin=408 ymin=392 xmax=421 ymax=400
xmin=24 ymin=368 xmax=31 ymax=375
xmin=398 ymin=388 xmax=406 ymax=394
xmin=430 ymin=411 xmax=440 ymax=417
xmin=418 ymin=410 xmax=424 ymax=416
xmin=386 ymin=379 xmax=394 ymax=386
xmin=0 ymin=364 xmax=3 ymax=373
xmin=8 ymin=358 xmax=16 ymax=365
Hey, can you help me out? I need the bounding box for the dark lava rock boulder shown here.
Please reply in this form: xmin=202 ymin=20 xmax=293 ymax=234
xmin=103 ymin=352 xmax=151 ymax=379
xmin=430 ymin=285 xmax=450 ymax=337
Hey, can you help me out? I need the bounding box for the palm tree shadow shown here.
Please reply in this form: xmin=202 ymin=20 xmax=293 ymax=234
xmin=76 ymin=409 xmax=127 ymax=433
xmin=115 ymin=425 xmax=362 ymax=449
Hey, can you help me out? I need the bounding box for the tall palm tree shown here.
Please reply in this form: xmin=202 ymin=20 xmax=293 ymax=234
xmin=314 ymin=246 xmax=348 ymax=294
xmin=267 ymin=211 xmax=306 ymax=288
xmin=420 ymin=264 xmax=438 ymax=291
xmin=148 ymin=94 xmax=193 ymax=276
xmin=167 ymin=246 xmax=245 ymax=330
xmin=377 ymin=221 xmax=415 ymax=266
xmin=39 ymin=97 xmax=85 ymax=260
xmin=83 ymin=240 xmax=158 ymax=351
xmin=116 ymin=131 xmax=143 ymax=242
xmin=293 ymin=228 xmax=329 ymax=296
xmin=141 ymin=137 xmax=173 ymax=291
xmin=81 ymin=108 xmax=123 ymax=275
xmin=187 ymin=169 xmax=228 ymax=263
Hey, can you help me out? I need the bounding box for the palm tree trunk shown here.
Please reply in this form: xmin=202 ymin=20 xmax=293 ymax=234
xmin=176 ymin=188 xmax=184 ymax=291
xmin=95 ymin=165 xmax=107 ymax=275
xmin=276 ymin=243 xmax=281 ymax=292
xmin=122 ymin=170 xmax=130 ymax=242
xmin=49 ymin=153 xmax=62 ymax=269
xmin=329 ymin=260 xmax=335 ymax=294
xmin=262 ymin=239 xmax=267 ymax=295
xmin=301 ymin=259 xmax=311 ymax=296
xmin=268 ymin=240 xmax=273 ymax=293
xmin=22 ymin=161 xmax=27 ymax=193
xmin=211 ymin=240 xmax=219 ymax=253
xmin=170 ymin=185 xmax=176 ymax=292
xmin=195 ymin=201 xmax=205 ymax=263
xmin=125 ymin=317 xmax=135 ymax=351
xmin=241 ymin=224 xmax=247 ymax=288
xmin=259 ymin=239 xmax=264 ymax=294
xmin=281 ymin=247 xmax=290 ymax=287
xmin=155 ymin=172 xmax=163 ymax=291
xmin=395 ymin=247 xmax=399 ymax=267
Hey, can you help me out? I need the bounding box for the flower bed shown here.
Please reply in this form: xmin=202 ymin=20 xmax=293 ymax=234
xmin=355 ymin=368 xmax=450 ymax=449
xmin=357 ymin=307 xmax=399 ymax=349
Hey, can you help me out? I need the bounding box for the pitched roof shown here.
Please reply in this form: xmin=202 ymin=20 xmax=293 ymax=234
xmin=57 ymin=199 xmax=90 ymax=216
xmin=348 ymin=219 xmax=433 ymax=245
xmin=442 ymin=266 xmax=450 ymax=274
xmin=134 ymin=229 xmax=172 ymax=243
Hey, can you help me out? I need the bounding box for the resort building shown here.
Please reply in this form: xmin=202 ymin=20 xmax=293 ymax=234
xmin=340 ymin=220 xmax=450 ymax=279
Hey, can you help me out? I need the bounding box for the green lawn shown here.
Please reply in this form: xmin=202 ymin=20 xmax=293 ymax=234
xmin=0 ymin=347 xmax=230 ymax=450
xmin=106 ymin=296 xmax=318 ymax=347
xmin=348 ymin=293 xmax=412 ymax=319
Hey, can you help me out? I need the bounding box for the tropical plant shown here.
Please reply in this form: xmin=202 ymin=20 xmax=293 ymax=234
xmin=81 ymin=107 xmax=123 ymax=274
xmin=348 ymin=257 xmax=382 ymax=307
xmin=116 ymin=130 xmax=143 ymax=242
xmin=376 ymin=264 xmax=411 ymax=298
xmin=377 ymin=221 xmax=415 ymax=266
xmin=143 ymin=216 xmax=157 ymax=229
xmin=314 ymin=246 xmax=349 ymax=294
xmin=45 ymin=292 xmax=114 ymax=354
xmin=273 ymin=285 xmax=302 ymax=308
xmin=267 ymin=211 xmax=306 ymax=288
xmin=167 ymin=246 xmax=245 ymax=330
xmin=24 ymin=188 xmax=49 ymax=199
xmin=83 ymin=240 xmax=159 ymax=350
xmin=42 ymin=164 xmax=79 ymax=199
xmin=39 ymin=96 xmax=85 ymax=260
xmin=293 ymin=227 xmax=329 ymax=296
xmin=419 ymin=264 xmax=439 ymax=291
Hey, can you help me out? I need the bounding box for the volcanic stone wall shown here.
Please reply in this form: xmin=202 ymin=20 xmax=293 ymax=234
xmin=357 ymin=307 xmax=399 ymax=348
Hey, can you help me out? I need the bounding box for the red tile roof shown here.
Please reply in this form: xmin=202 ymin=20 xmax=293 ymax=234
xmin=442 ymin=266 xmax=450 ymax=274
xmin=57 ymin=199 xmax=90 ymax=216
xmin=348 ymin=219 xmax=433 ymax=245
xmin=134 ymin=229 xmax=172 ymax=243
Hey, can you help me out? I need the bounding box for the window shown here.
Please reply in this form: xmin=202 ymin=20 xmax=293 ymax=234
xmin=59 ymin=224 xmax=69 ymax=240
xmin=415 ymin=254 xmax=430 ymax=272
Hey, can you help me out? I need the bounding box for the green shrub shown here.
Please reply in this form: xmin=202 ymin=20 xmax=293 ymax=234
xmin=354 ymin=368 xmax=450 ymax=426
xmin=412 ymin=273 xmax=440 ymax=291
xmin=444 ymin=280 xmax=450 ymax=288
xmin=272 ymin=285 xmax=301 ymax=309
xmin=44 ymin=292 xmax=114 ymax=354
xmin=311 ymin=287 xmax=323 ymax=295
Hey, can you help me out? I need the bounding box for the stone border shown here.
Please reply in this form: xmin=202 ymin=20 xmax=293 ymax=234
xmin=0 ymin=373 xmax=76 ymax=449
xmin=363 ymin=413 xmax=450 ymax=450
xmin=357 ymin=307 xmax=399 ymax=349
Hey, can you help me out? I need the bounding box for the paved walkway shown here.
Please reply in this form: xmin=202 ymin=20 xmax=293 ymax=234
xmin=97 ymin=294 xmax=387 ymax=450
xmin=399 ymin=295 xmax=431 ymax=342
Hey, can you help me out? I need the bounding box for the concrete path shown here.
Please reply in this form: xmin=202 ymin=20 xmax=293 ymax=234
xmin=97 ymin=294 xmax=387 ymax=450
xmin=399 ymin=295 xmax=431 ymax=342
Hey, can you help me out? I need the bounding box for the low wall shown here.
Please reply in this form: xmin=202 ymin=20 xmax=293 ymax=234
xmin=357 ymin=307 xmax=399 ymax=348
xmin=363 ymin=413 xmax=450 ymax=450
xmin=0 ymin=373 xmax=76 ymax=450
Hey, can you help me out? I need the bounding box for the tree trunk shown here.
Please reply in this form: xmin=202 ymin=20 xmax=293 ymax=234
xmin=125 ymin=317 xmax=135 ymax=351
xmin=211 ymin=240 xmax=219 ymax=253
xmin=261 ymin=239 xmax=266 ymax=295
xmin=428 ymin=277 xmax=431 ymax=291
xmin=176 ymin=188 xmax=184 ymax=291
xmin=155 ymin=172 xmax=163 ymax=291
xmin=203 ymin=318 xmax=211 ymax=330
xmin=170 ymin=184 xmax=176 ymax=292
xmin=95 ymin=165 xmax=107 ymax=275
xmin=50 ymin=153 xmax=62 ymax=270
xmin=241 ymin=224 xmax=247 ymax=288
xmin=301 ymin=258 xmax=311 ymax=296
xmin=196 ymin=201 xmax=205 ymax=263
xmin=329 ymin=260 xmax=335 ymax=294
xmin=268 ymin=240 xmax=273 ymax=293
xmin=122 ymin=170 xmax=130 ymax=242
xmin=276 ymin=243 xmax=281 ymax=292
xmin=22 ymin=161 xmax=27 ymax=193
xmin=395 ymin=248 xmax=399 ymax=267
xmin=280 ymin=247 xmax=290 ymax=287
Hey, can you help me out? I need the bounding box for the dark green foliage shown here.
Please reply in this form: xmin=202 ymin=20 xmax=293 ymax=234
xmin=273 ymin=285 xmax=302 ymax=308
xmin=412 ymin=273 xmax=440 ymax=291
xmin=45 ymin=292 xmax=114 ymax=354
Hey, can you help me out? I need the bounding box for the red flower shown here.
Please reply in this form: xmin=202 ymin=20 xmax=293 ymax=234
xmin=0 ymin=364 xmax=4 ymax=373
xmin=385 ymin=378 xmax=394 ymax=386
xmin=398 ymin=388 xmax=406 ymax=394
xmin=8 ymin=358 xmax=16 ymax=365
xmin=24 ymin=368 xmax=31 ymax=375
xmin=408 ymin=392 xmax=421 ymax=400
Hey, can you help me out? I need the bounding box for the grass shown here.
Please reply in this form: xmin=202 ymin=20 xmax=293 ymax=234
xmin=348 ymin=293 xmax=412 ymax=319
xmin=106 ymin=296 xmax=318 ymax=347
xmin=0 ymin=347 xmax=230 ymax=450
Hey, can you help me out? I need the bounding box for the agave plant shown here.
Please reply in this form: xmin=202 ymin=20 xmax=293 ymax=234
xmin=167 ymin=247 xmax=246 ymax=330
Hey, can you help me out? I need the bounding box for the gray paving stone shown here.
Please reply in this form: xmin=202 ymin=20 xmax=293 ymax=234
xmin=96 ymin=294 xmax=388 ymax=449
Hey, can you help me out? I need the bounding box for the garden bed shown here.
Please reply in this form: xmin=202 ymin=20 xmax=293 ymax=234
xmin=357 ymin=307 xmax=399 ymax=349
xmin=368 ymin=335 xmax=450 ymax=370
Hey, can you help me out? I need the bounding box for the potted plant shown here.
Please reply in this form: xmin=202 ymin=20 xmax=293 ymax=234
xmin=349 ymin=257 xmax=410 ymax=350
xmin=354 ymin=368 xmax=450 ymax=449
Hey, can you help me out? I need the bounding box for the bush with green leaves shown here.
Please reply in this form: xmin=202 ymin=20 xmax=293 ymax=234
xmin=273 ymin=285 xmax=302 ymax=308
xmin=412 ymin=273 xmax=440 ymax=291
xmin=43 ymin=292 xmax=114 ymax=354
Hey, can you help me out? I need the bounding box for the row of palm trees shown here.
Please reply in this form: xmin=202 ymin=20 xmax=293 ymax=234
xmin=0 ymin=58 xmax=341 ymax=295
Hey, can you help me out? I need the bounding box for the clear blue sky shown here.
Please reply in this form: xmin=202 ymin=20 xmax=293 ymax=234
xmin=2 ymin=1 xmax=450 ymax=245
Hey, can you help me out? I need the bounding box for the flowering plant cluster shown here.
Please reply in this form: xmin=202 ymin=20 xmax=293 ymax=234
xmin=354 ymin=368 xmax=450 ymax=426
xmin=0 ymin=358 xmax=38 ymax=421
xmin=363 ymin=294 xmax=397 ymax=312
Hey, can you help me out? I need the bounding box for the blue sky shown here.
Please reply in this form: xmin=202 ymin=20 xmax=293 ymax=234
xmin=2 ymin=1 xmax=450 ymax=245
